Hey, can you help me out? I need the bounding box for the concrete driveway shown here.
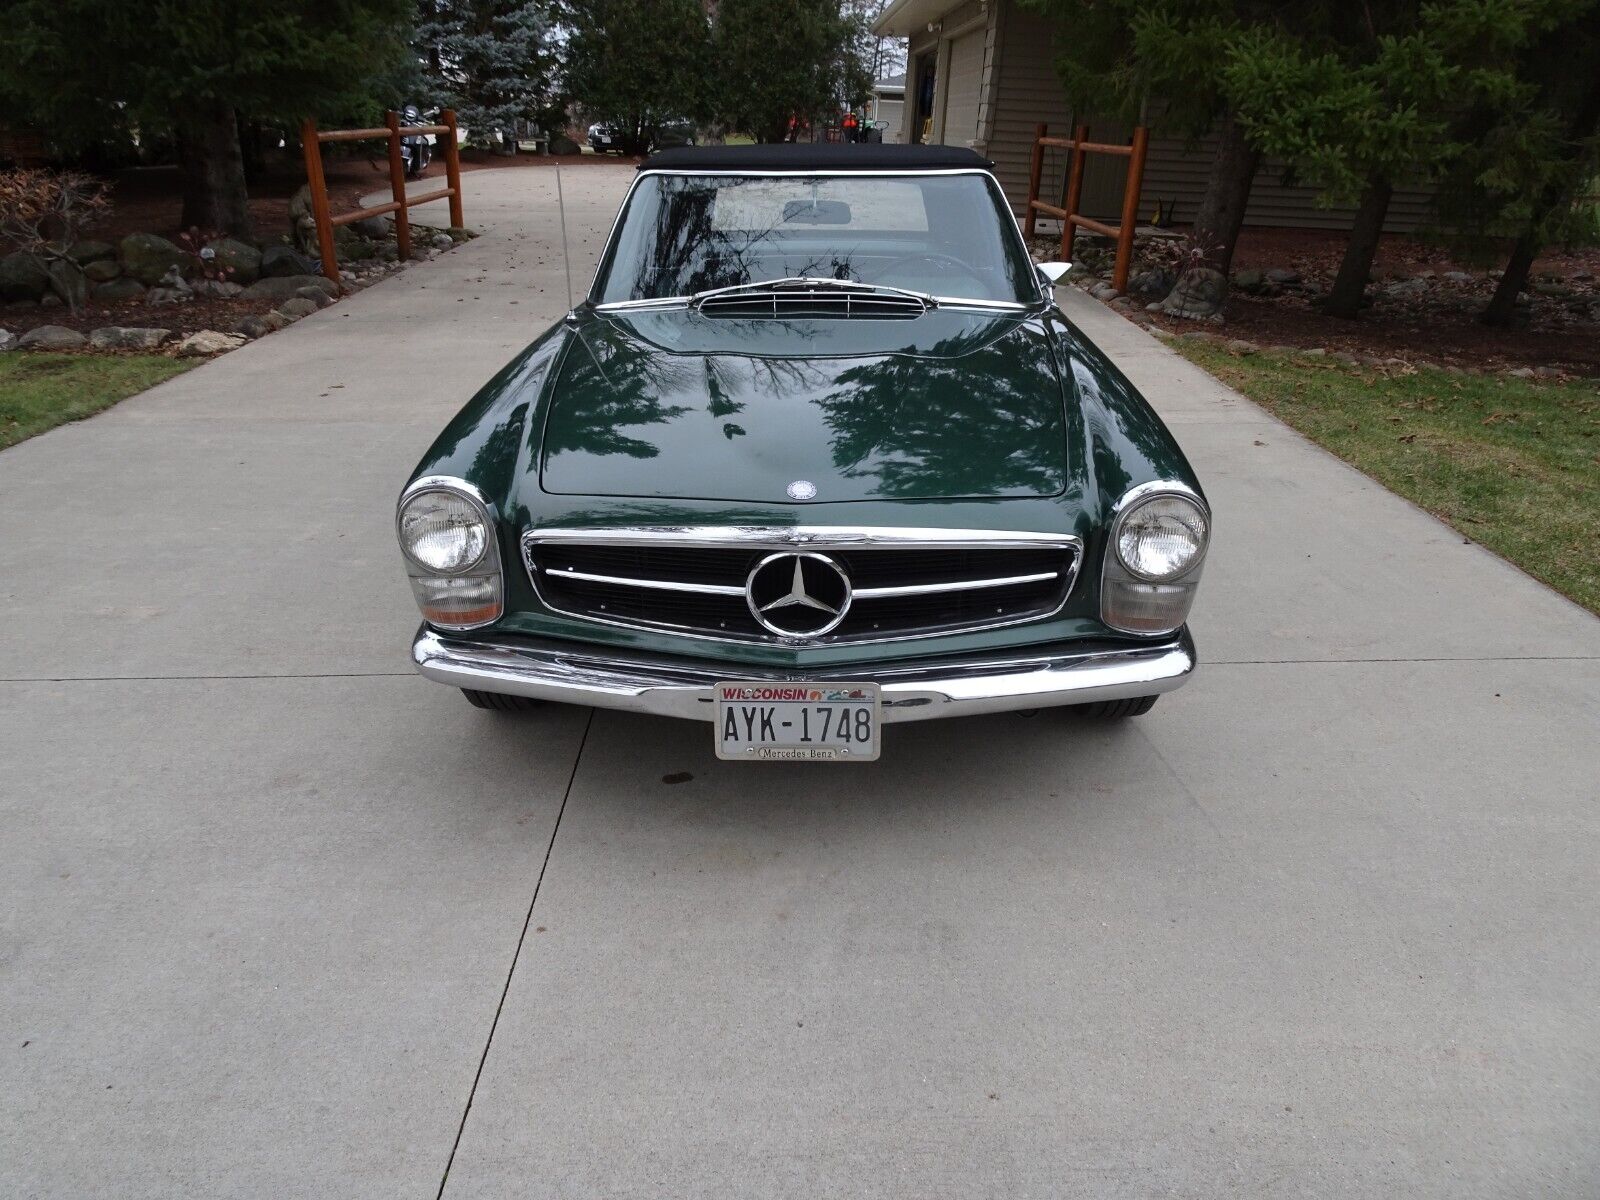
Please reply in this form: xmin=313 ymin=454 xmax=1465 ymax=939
xmin=3 ymin=163 xmax=1597 ymax=1199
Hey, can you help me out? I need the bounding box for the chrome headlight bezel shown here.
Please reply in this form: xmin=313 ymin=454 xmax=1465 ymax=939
xmin=396 ymin=476 xmax=504 ymax=630
xmin=1101 ymin=481 xmax=1210 ymax=636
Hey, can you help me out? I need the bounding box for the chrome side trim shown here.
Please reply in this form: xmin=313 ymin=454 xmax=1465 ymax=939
xmin=412 ymin=625 xmax=1197 ymax=724
xmin=853 ymin=571 xmax=1058 ymax=598
xmin=539 ymin=566 xmax=746 ymax=596
xmin=520 ymin=526 xmax=1083 ymax=648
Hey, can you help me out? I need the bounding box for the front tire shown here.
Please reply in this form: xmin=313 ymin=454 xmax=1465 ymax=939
xmin=462 ymin=688 xmax=542 ymax=712
xmin=1075 ymin=695 xmax=1159 ymax=719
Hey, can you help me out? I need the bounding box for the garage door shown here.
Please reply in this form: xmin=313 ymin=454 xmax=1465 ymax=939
xmin=940 ymin=29 xmax=984 ymax=148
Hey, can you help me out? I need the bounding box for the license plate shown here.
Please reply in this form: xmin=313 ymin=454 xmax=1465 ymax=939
xmin=714 ymin=682 xmax=881 ymax=762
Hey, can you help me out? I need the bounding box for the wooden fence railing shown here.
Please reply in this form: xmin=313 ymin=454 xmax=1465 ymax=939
xmin=299 ymin=110 xmax=464 ymax=285
xmin=1024 ymin=123 xmax=1149 ymax=293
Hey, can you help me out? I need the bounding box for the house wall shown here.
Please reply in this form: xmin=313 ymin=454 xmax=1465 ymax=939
xmin=902 ymin=0 xmax=1438 ymax=233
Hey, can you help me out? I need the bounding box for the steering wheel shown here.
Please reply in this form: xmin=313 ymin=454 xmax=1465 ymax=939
xmin=873 ymin=252 xmax=989 ymax=294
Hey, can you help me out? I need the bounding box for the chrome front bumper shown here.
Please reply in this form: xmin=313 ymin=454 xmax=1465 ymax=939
xmin=412 ymin=626 xmax=1196 ymax=723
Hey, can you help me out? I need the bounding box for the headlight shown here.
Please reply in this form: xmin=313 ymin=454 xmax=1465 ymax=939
xmin=399 ymin=489 xmax=489 ymax=573
xmin=1102 ymin=484 xmax=1208 ymax=635
xmin=397 ymin=480 xmax=503 ymax=629
xmin=1115 ymin=494 xmax=1208 ymax=581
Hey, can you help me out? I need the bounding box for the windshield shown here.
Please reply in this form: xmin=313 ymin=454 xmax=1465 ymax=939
xmin=591 ymin=172 xmax=1039 ymax=306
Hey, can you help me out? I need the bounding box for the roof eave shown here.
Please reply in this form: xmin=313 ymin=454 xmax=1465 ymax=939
xmin=871 ymin=0 xmax=961 ymax=38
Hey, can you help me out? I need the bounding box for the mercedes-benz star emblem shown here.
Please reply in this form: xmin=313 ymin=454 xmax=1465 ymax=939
xmin=746 ymin=552 xmax=851 ymax=638
xmin=786 ymin=479 xmax=817 ymax=500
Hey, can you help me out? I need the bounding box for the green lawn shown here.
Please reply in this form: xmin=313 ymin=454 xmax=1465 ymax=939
xmin=0 ymin=353 xmax=193 ymax=450
xmin=1172 ymin=342 xmax=1600 ymax=615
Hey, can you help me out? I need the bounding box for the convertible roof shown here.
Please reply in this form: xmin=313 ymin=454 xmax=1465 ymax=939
xmin=640 ymin=144 xmax=995 ymax=173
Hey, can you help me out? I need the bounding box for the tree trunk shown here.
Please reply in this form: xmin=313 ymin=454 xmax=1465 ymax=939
xmin=1481 ymin=231 xmax=1538 ymax=328
xmin=1191 ymin=112 xmax=1260 ymax=275
xmin=177 ymin=102 xmax=252 ymax=237
xmin=1323 ymin=172 xmax=1393 ymax=319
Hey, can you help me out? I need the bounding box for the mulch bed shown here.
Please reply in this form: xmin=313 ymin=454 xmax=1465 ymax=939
xmin=1 ymin=150 xmax=589 ymax=343
xmin=1056 ymin=226 xmax=1600 ymax=378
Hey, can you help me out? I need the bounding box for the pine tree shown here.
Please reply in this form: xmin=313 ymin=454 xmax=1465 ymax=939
xmin=713 ymin=0 xmax=874 ymax=143
xmin=1435 ymin=3 xmax=1600 ymax=326
xmin=0 ymin=0 xmax=413 ymax=237
xmin=414 ymin=1 xmax=561 ymax=145
xmin=1222 ymin=1 xmax=1572 ymax=319
xmin=561 ymin=0 xmax=711 ymax=154
xmin=1022 ymin=1 xmax=1339 ymax=274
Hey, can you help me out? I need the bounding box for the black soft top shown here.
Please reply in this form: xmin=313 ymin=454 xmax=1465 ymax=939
xmin=641 ymin=143 xmax=995 ymax=173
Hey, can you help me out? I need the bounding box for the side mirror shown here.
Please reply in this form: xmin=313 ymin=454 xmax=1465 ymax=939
xmin=1036 ymin=261 xmax=1071 ymax=285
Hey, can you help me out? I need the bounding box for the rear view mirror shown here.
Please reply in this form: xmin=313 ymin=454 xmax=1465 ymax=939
xmin=783 ymin=199 xmax=852 ymax=225
xmin=1036 ymin=261 xmax=1071 ymax=285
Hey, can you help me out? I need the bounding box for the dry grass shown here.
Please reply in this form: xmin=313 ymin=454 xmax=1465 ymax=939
xmin=1173 ymin=342 xmax=1600 ymax=614
xmin=0 ymin=353 xmax=193 ymax=450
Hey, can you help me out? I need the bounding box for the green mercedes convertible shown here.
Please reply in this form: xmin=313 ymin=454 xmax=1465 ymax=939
xmin=396 ymin=144 xmax=1209 ymax=761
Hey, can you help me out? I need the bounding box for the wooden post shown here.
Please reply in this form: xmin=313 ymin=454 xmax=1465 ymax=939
xmin=1112 ymin=125 xmax=1150 ymax=293
xmin=1059 ymin=123 xmax=1089 ymax=261
xmin=384 ymin=110 xmax=412 ymax=261
xmin=441 ymin=109 xmax=465 ymax=229
xmin=299 ymin=118 xmax=340 ymax=285
xmin=1024 ymin=122 xmax=1047 ymax=239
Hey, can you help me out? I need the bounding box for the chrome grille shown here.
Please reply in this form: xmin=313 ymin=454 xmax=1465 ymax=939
xmin=523 ymin=529 xmax=1080 ymax=644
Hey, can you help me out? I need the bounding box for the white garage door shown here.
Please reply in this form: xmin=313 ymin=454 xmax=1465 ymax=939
xmin=940 ymin=30 xmax=984 ymax=148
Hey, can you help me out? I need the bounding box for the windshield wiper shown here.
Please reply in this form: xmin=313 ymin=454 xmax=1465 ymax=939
xmin=688 ymin=277 xmax=940 ymax=310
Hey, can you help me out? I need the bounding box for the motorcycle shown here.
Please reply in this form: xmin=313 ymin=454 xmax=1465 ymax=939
xmin=399 ymin=104 xmax=435 ymax=179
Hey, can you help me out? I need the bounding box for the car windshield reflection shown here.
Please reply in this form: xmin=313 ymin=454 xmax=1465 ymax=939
xmin=592 ymin=173 xmax=1039 ymax=306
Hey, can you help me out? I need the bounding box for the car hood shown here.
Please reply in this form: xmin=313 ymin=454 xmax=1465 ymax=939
xmin=539 ymin=308 xmax=1072 ymax=504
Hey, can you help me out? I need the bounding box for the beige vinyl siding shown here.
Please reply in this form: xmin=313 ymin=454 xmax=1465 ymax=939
xmin=1137 ymin=131 xmax=1436 ymax=232
xmin=940 ymin=28 xmax=986 ymax=148
xmin=983 ymin=3 xmax=1075 ymax=212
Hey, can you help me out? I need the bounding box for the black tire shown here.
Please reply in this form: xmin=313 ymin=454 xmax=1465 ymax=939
xmin=1075 ymin=695 xmax=1159 ymax=720
xmin=461 ymin=689 xmax=543 ymax=712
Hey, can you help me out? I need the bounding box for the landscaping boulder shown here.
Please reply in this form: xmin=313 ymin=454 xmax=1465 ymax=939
xmin=1265 ymin=267 xmax=1301 ymax=285
xmin=241 ymin=274 xmax=337 ymax=302
xmin=1231 ymin=268 xmax=1265 ymax=292
xmin=191 ymin=279 xmax=244 ymax=298
xmin=259 ymin=244 xmax=318 ymax=278
xmin=234 ymin=315 xmax=272 ymax=339
xmin=91 ymin=277 xmax=147 ymax=303
xmin=19 ymin=324 xmax=88 ymax=350
xmin=66 ymin=240 xmax=117 ymax=266
xmin=205 ymin=237 xmax=262 ymax=284
xmin=351 ymin=215 xmax=392 ymax=239
xmin=338 ymin=238 xmax=376 ymax=262
xmin=119 ymin=233 xmax=190 ymax=286
xmin=88 ymin=326 xmax=172 ymax=351
xmin=446 ymin=226 xmax=477 ymax=242
xmin=275 ymin=296 xmax=319 ymax=320
xmin=0 ymin=328 xmax=15 ymax=352
xmin=294 ymin=285 xmax=333 ymax=308
xmin=83 ymin=259 xmax=122 ymax=283
xmin=175 ymin=330 xmax=245 ymax=356
xmin=549 ymin=134 xmax=581 ymax=156
xmin=0 ymin=251 xmax=52 ymax=302
xmin=46 ymin=259 xmax=88 ymax=310
xmin=430 ymin=233 xmax=455 ymax=251
xmin=1152 ymin=267 xmax=1227 ymax=321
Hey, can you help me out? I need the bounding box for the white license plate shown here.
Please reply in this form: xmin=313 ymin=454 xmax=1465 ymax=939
xmin=714 ymin=682 xmax=881 ymax=762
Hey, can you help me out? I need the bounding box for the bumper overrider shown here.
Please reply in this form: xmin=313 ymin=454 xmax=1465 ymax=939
xmin=411 ymin=625 xmax=1196 ymax=724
